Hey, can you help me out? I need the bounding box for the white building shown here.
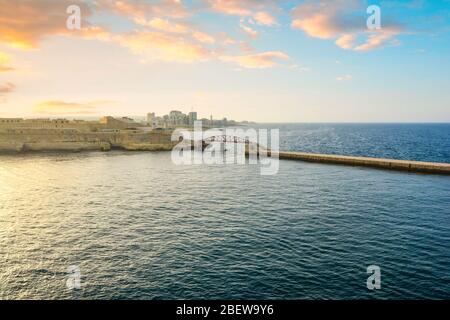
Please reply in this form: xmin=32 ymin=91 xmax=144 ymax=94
xmin=169 ymin=110 xmax=186 ymax=126
xmin=188 ymin=112 xmax=197 ymax=126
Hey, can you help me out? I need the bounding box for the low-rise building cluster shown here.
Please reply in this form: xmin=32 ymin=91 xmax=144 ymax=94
xmin=147 ymin=110 xmax=237 ymax=129
xmin=0 ymin=110 xmax=243 ymax=133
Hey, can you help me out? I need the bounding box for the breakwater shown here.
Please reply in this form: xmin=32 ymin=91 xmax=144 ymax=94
xmin=275 ymin=151 xmax=450 ymax=175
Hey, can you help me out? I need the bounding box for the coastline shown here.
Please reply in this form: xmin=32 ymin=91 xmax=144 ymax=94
xmin=2 ymin=144 xmax=449 ymax=175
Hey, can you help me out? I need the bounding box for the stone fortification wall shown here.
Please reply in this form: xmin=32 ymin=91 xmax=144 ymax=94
xmin=0 ymin=128 xmax=176 ymax=152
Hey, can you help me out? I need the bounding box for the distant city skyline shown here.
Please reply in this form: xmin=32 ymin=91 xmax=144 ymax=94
xmin=0 ymin=0 xmax=449 ymax=122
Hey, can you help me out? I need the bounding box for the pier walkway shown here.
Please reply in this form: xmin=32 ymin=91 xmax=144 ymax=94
xmin=199 ymin=135 xmax=450 ymax=175
xmin=276 ymin=151 xmax=450 ymax=175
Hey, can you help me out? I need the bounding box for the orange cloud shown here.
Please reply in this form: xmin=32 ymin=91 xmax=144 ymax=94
xmin=207 ymin=0 xmax=279 ymax=26
xmin=0 ymin=82 xmax=15 ymax=94
xmin=0 ymin=82 xmax=16 ymax=102
xmin=335 ymin=34 xmax=357 ymax=49
xmin=117 ymin=31 xmax=213 ymax=63
xmin=99 ymin=0 xmax=189 ymax=19
xmin=240 ymin=20 xmax=259 ymax=38
xmin=254 ymin=11 xmax=278 ymax=26
xmin=291 ymin=0 xmax=402 ymax=51
xmin=0 ymin=0 xmax=287 ymax=69
xmin=354 ymin=30 xmax=400 ymax=51
xmin=34 ymin=100 xmax=114 ymax=115
xmin=221 ymin=51 xmax=289 ymax=69
xmin=291 ymin=0 xmax=361 ymax=38
xmin=0 ymin=1 xmax=215 ymax=66
xmin=192 ymin=31 xmax=216 ymax=44
xmin=292 ymin=13 xmax=339 ymax=39
xmin=136 ymin=17 xmax=190 ymax=33
xmin=208 ymin=0 xmax=252 ymax=16
xmin=0 ymin=52 xmax=14 ymax=72
xmin=0 ymin=0 xmax=94 ymax=49
xmin=135 ymin=17 xmax=216 ymax=44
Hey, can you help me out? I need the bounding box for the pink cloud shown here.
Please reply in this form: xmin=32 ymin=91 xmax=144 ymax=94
xmin=0 ymin=0 xmax=290 ymax=69
xmin=0 ymin=82 xmax=15 ymax=94
xmin=0 ymin=0 xmax=94 ymax=49
xmin=291 ymin=0 xmax=402 ymax=51
xmin=117 ymin=31 xmax=213 ymax=63
xmin=240 ymin=19 xmax=259 ymax=38
xmin=254 ymin=11 xmax=278 ymax=26
xmin=221 ymin=51 xmax=290 ymax=69
xmin=99 ymin=0 xmax=189 ymax=19
xmin=0 ymin=82 xmax=15 ymax=102
xmin=335 ymin=34 xmax=357 ymax=49
xmin=207 ymin=0 xmax=280 ymax=27
xmin=354 ymin=30 xmax=401 ymax=51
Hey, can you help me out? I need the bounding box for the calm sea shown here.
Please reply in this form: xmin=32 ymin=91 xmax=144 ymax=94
xmin=0 ymin=123 xmax=449 ymax=299
xmin=269 ymin=123 xmax=450 ymax=163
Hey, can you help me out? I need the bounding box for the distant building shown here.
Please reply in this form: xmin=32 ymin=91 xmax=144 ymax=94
xmin=169 ymin=110 xmax=186 ymax=126
xmin=188 ymin=112 xmax=197 ymax=126
xmin=0 ymin=118 xmax=23 ymax=124
xmin=0 ymin=110 xmax=240 ymax=137
xmin=147 ymin=112 xmax=155 ymax=125
xmin=0 ymin=117 xmax=100 ymax=131
xmin=146 ymin=112 xmax=162 ymax=128
xmin=143 ymin=109 xmax=237 ymax=129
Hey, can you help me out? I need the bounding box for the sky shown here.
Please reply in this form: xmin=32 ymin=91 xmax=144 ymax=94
xmin=0 ymin=0 xmax=449 ymax=122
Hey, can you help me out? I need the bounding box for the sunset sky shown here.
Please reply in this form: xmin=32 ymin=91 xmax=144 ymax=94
xmin=0 ymin=0 xmax=449 ymax=122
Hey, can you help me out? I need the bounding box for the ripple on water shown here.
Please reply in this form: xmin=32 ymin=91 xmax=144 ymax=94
xmin=0 ymin=149 xmax=449 ymax=299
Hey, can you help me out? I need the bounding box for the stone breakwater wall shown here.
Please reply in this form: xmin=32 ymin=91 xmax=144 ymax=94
xmin=275 ymin=151 xmax=450 ymax=175
xmin=0 ymin=128 xmax=177 ymax=152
